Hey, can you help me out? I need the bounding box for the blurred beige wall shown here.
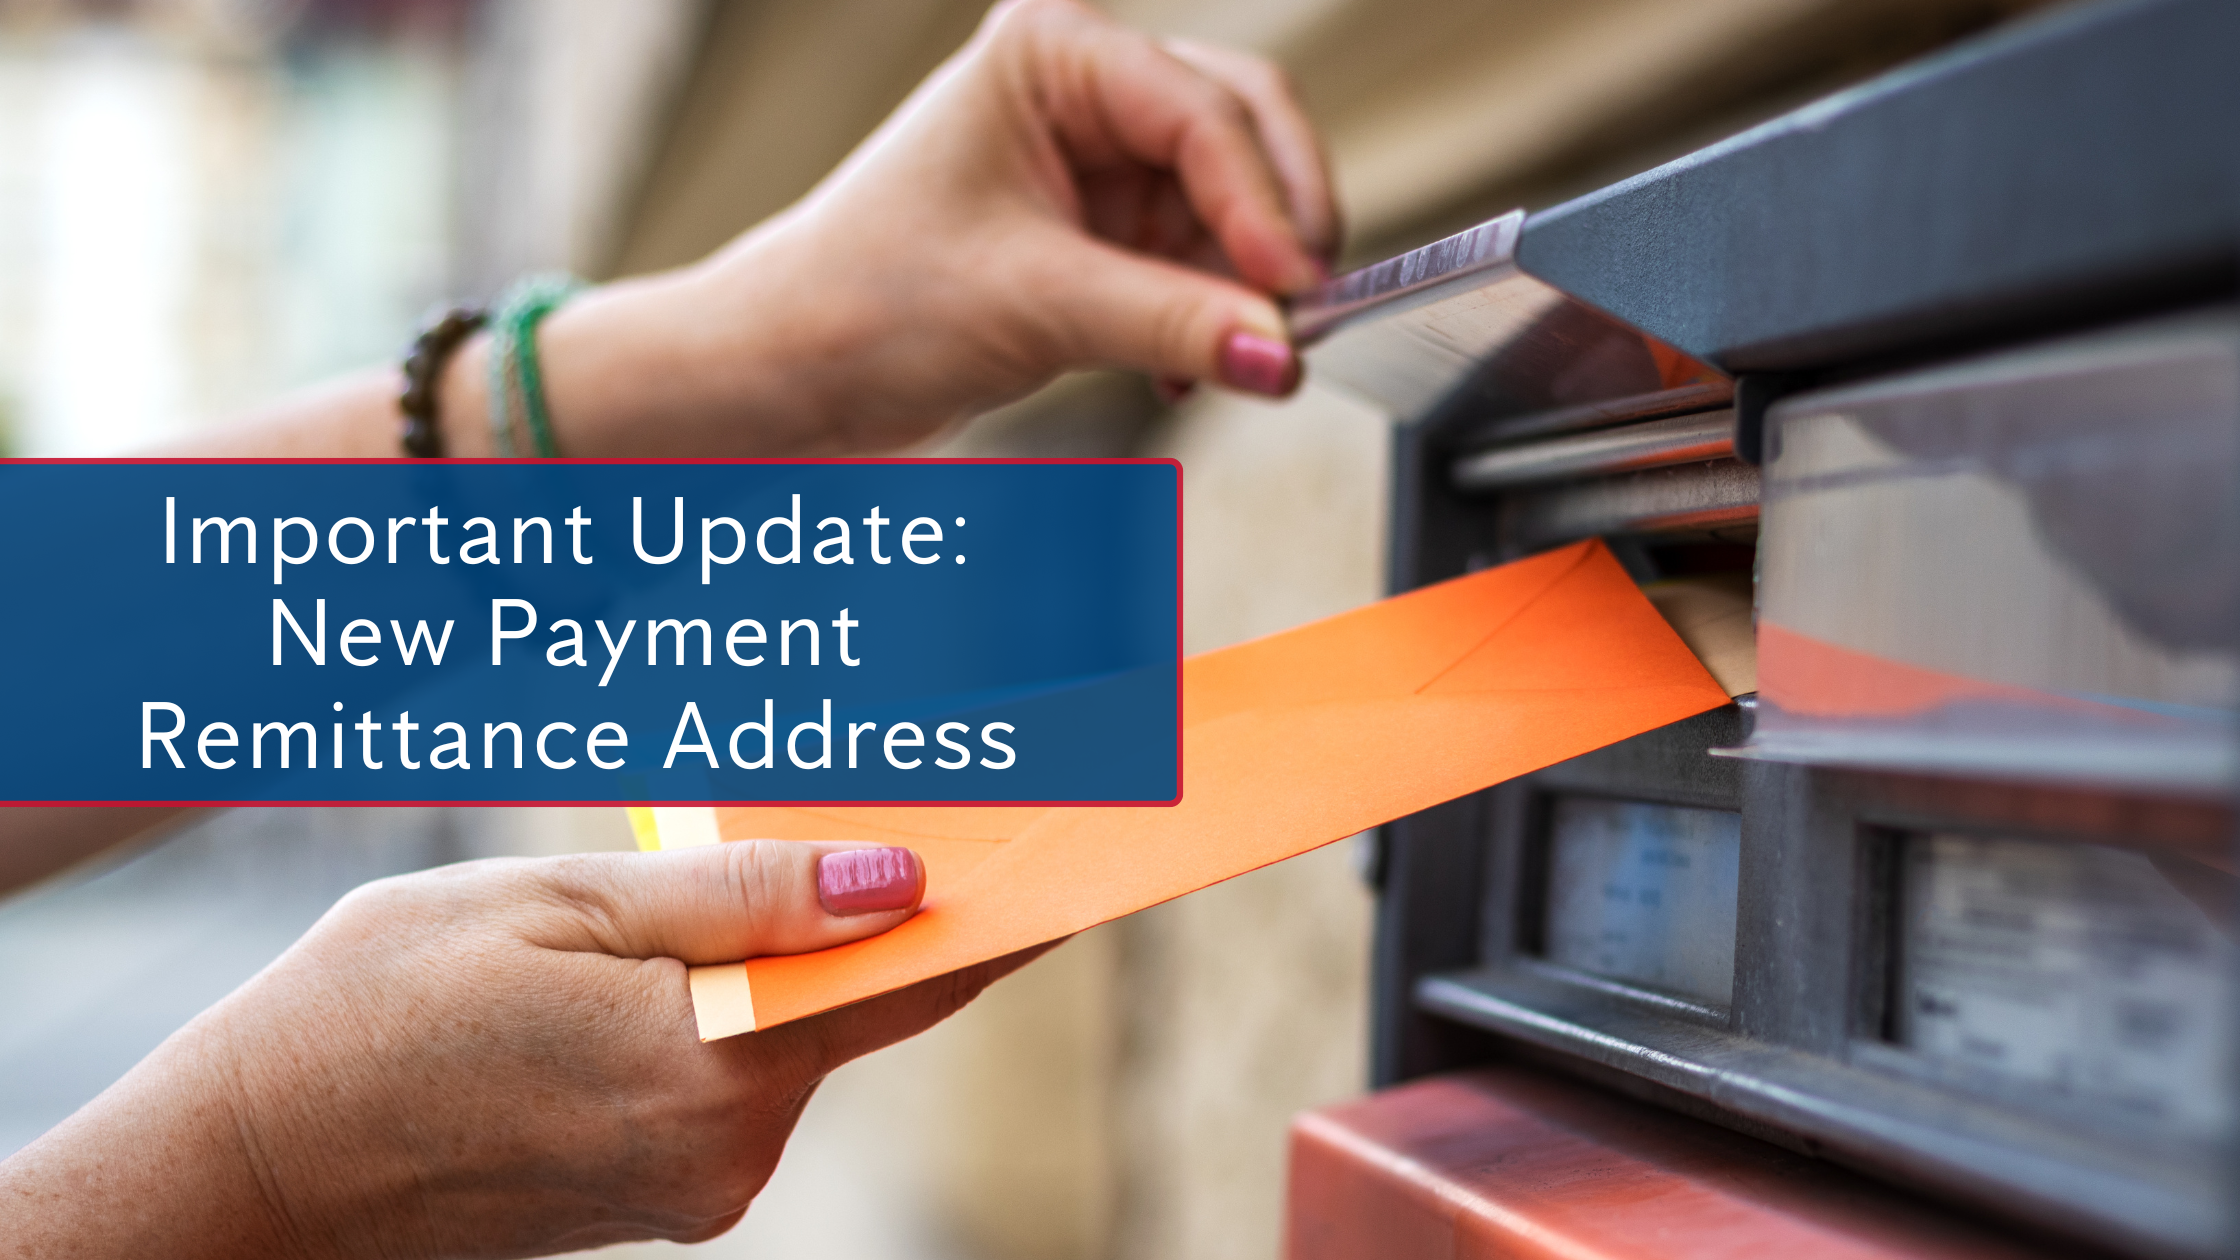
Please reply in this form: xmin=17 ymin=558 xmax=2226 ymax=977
xmin=526 ymin=1 xmax=2060 ymax=1257
xmin=454 ymin=0 xmax=707 ymax=296
xmin=604 ymin=0 xmax=984 ymax=280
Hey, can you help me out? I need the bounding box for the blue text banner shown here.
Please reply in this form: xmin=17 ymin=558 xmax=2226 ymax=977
xmin=0 ymin=460 xmax=1179 ymax=805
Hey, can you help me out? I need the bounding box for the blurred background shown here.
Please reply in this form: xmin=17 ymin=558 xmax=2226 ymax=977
xmin=0 ymin=0 xmax=2055 ymax=1255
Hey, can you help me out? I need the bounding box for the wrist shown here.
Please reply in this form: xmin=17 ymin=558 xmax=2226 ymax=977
xmin=427 ymin=331 xmax=496 ymax=457
xmin=531 ymin=238 xmax=853 ymax=458
xmin=0 ymin=1018 xmax=315 ymax=1260
xmin=424 ymin=267 xmax=794 ymax=461
xmin=208 ymin=994 xmax=434 ymax=1260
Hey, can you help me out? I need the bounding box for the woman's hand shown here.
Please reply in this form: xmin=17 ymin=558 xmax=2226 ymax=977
xmin=0 ymin=842 xmax=1039 ymax=1259
xmin=189 ymin=0 xmax=1336 ymax=460
xmin=499 ymin=0 xmax=1338 ymax=458
xmin=688 ymin=0 xmax=1342 ymax=447
xmin=539 ymin=0 xmax=1339 ymax=457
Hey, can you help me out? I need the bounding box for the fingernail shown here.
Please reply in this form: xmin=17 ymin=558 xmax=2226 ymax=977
xmin=1218 ymin=330 xmax=1300 ymax=397
xmin=818 ymin=847 xmax=922 ymax=916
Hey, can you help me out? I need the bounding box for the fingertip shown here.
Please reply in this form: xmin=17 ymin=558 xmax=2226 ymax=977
xmin=669 ymin=1207 xmax=750 ymax=1245
xmin=1216 ymin=327 xmax=1301 ymax=398
xmin=1231 ymin=295 xmax=1286 ymax=342
xmin=1044 ymin=240 xmax=1300 ymax=396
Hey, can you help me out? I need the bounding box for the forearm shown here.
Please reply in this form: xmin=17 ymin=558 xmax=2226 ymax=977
xmin=0 ymin=1024 xmax=299 ymax=1260
xmin=157 ymin=224 xmax=862 ymax=463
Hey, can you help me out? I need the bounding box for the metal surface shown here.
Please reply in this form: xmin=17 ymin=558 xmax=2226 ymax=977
xmin=1360 ymin=9 xmax=2240 ymax=1257
xmin=1497 ymin=459 xmax=1759 ymax=552
xmin=1289 ymin=213 xmax=1525 ymax=345
xmin=1453 ymin=410 xmax=1735 ymax=491
xmin=1515 ymin=0 xmax=2239 ymax=373
xmin=1419 ymin=690 xmax=2239 ymax=1257
xmin=1291 ymin=209 xmax=1730 ymax=432
xmin=1732 ymin=308 xmax=2240 ymax=790
xmin=1415 ymin=969 xmax=2225 ymax=1260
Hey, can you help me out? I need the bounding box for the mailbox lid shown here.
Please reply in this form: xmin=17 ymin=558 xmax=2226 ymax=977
xmin=1515 ymin=0 xmax=2239 ymax=373
xmin=1740 ymin=308 xmax=2239 ymax=791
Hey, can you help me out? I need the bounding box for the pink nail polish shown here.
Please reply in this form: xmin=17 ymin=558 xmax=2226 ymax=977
xmin=1219 ymin=330 xmax=1299 ymax=397
xmin=818 ymin=847 xmax=921 ymax=916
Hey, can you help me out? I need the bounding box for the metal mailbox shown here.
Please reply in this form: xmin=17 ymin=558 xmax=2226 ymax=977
xmin=1289 ymin=0 xmax=2240 ymax=1254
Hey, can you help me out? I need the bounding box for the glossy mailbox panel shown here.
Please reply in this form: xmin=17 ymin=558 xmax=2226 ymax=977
xmin=1740 ymin=309 xmax=2240 ymax=791
xmin=1292 ymin=210 xmax=1730 ymax=436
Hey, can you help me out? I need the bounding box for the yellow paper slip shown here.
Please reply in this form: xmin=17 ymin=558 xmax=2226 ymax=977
xmin=657 ymin=539 xmax=1730 ymax=1039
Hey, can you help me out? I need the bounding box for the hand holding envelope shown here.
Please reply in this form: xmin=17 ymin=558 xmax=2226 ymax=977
xmin=646 ymin=539 xmax=1731 ymax=1040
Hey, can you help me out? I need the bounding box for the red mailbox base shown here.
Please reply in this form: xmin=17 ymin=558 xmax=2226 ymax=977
xmin=1287 ymin=1066 xmax=2039 ymax=1260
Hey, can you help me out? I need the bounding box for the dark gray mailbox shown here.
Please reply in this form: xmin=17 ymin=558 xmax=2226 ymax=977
xmin=1290 ymin=0 xmax=2240 ymax=1254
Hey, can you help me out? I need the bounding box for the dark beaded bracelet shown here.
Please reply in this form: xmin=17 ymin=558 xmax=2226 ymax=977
xmin=398 ymin=306 xmax=488 ymax=457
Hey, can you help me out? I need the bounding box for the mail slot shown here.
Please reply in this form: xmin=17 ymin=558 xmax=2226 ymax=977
xmin=1288 ymin=0 xmax=2239 ymax=1255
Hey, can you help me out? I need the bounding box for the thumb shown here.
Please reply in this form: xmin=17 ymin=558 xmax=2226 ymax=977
xmin=1030 ymin=230 xmax=1301 ymax=398
xmin=525 ymin=841 xmax=924 ymax=964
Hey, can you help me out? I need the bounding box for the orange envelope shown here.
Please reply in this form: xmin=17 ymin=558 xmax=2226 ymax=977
xmin=651 ymin=538 xmax=1729 ymax=1040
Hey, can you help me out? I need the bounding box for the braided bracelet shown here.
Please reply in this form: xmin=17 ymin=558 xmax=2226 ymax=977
xmin=397 ymin=307 xmax=488 ymax=458
xmin=487 ymin=273 xmax=587 ymax=458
